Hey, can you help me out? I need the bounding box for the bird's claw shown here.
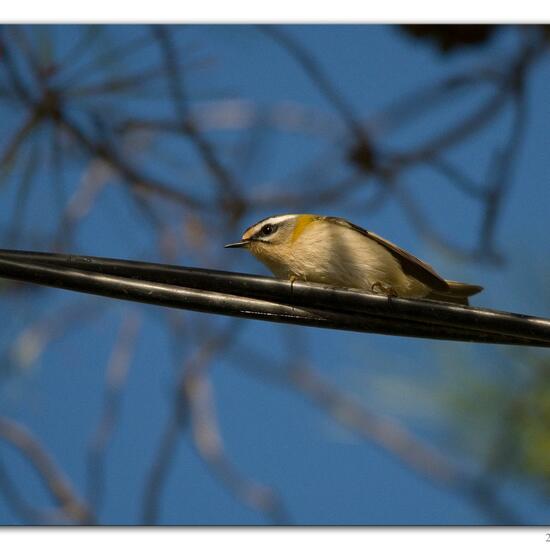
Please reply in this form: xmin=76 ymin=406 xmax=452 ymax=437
xmin=371 ymin=282 xmax=398 ymax=298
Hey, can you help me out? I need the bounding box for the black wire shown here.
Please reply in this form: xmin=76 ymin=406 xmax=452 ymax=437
xmin=2 ymin=249 xmax=546 ymax=343
xmin=0 ymin=249 xmax=548 ymax=347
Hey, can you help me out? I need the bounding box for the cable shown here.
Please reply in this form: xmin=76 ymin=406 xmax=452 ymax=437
xmin=0 ymin=249 xmax=548 ymax=347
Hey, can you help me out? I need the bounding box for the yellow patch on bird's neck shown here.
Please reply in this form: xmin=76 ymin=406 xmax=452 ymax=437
xmin=291 ymin=215 xmax=317 ymax=243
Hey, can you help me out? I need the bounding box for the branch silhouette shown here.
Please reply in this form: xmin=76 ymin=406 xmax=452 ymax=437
xmin=0 ymin=417 xmax=93 ymax=524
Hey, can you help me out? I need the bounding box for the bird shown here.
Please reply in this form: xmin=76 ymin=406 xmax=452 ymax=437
xmin=225 ymin=214 xmax=483 ymax=305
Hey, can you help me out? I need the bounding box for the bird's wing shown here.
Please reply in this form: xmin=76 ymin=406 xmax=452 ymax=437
xmin=324 ymin=217 xmax=449 ymax=291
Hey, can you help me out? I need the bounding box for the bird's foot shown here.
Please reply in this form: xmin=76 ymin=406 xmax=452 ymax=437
xmin=289 ymin=274 xmax=298 ymax=293
xmin=371 ymin=282 xmax=398 ymax=298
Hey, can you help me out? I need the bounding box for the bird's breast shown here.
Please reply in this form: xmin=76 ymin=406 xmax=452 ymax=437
xmin=288 ymin=222 xmax=415 ymax=292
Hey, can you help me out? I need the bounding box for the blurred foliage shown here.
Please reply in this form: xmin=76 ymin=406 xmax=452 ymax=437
xmin=489 ymin=356 xmax=550 ymax=490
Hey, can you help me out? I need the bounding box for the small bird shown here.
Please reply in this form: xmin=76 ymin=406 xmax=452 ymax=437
xmin=225 ymin=214 xmax=483 ymax=305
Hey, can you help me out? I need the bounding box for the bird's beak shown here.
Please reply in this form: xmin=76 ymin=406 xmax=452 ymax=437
xmin=224 ymin=240 xmax=250 ymax=249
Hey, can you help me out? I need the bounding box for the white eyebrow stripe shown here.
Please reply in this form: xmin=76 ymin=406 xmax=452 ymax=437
xmin=243 ymin=214 xmax=299 ymax=237
xmin=262 ymin=214 xmax=297 ymax=225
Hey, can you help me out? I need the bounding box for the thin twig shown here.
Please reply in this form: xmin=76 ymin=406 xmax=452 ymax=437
xmin=477 ymin=84 xmax=527 ymax=258
xmin=86 ymin=311 xmax=142 ymax=514
xmin=0 ymin=456 xmax=43 ymax=524
xmin=57 ymin=112 xmax=204 ymax=210
xmin=260 ymin=25 xmax=372 ymax=149
xmin=232 ymin=346 xmax=523 ymax=524
xmin=185 ymin=352 xmax=291 ymax=524
xmin=152 ymin=26 xmax=245 ymax=221
xmin=0 ymin=417 xmax=94 ymax=524
xmin=142 ymin=319 xmax=290 ymax=524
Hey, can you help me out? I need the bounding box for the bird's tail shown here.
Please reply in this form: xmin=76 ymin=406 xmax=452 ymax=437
xmin=426 ymin=280 xmax=483 ymax=306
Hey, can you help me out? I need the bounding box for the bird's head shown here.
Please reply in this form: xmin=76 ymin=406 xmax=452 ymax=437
xmin=225 ymin=214 xmax=319 ymax=270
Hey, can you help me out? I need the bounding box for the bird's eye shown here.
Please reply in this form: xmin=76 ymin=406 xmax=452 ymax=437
xmin=261 ymin=223 xmax=276 ymax=236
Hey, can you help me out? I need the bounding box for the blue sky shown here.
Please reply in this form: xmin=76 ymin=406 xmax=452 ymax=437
xmin=0 ymin=25 xmax=549 ymax=525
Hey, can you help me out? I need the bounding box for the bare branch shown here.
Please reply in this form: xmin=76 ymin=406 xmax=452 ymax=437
xmin=152 ymin=26 xmax=245 ymax=222
xmin=8 ymin=299 xmax=105 ymax=372
xmin=57 ymin=112 xmax=204 ymax=210
xmin=477 ymin=85 xmax=528 ymax=258
xmin=231 ymin=343 xmax=523 ymax=524
xmin=0 ymin=456 xmax=43 ymax=523
xmin=86 ymin=311 xmax=142 ymax=513
xmin=0 ymin=417 xmax=93 ymax=524
xmin=260 ymin=26 xmax=373 ymax=153
xmin=141 ymin=402 xmax=187 ymax=525
xmin=142 ymin=318 xmax=290 ymax=524
xmin=185 ymin=361 xmax=291 ymax=524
